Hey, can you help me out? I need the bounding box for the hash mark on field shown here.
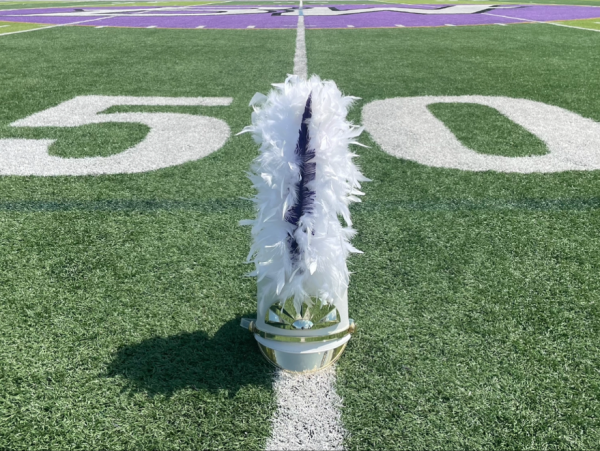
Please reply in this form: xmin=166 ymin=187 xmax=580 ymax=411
xmin=196 ymin=25 xmax=205 ymax=28
xmin=395 ymin=24 xmax=405 ymax=27
xmin=247 ymin=25 xmax=255 ymax=28
xmin=445 ymin=24 xmax=456 ymax=26
xmin=496 ymin=23 xmax=507 ymax=26
xmin=147 ymin=26 xmax=157 ymax=28
xmin=0 ymin=25 xmax=9 ymax=29
xmin=347 ymin=24 xmax=354 ymax=27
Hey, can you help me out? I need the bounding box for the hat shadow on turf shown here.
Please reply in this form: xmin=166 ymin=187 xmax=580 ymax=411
xmin=106 ymin=316 xmax=272 ymax=397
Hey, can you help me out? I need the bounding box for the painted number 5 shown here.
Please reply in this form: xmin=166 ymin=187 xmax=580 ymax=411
xmin=0 ymin=96 xmax=232 ymax=176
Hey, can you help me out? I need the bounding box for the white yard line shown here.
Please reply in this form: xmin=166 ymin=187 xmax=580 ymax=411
xmin=0 ymin=16 xmax=117 ymax=37
xmin=293 ymin=0 xmax=307 ymax=79
xmin=546 ymin=21 xmax=600 ymax=32
xmin=484 ymin=12 xmax=600 ymax=33
xmin=266 ymin=4 xmax=348 ymax=451
xmin=265 ymin=367 xmax=347 ymax=451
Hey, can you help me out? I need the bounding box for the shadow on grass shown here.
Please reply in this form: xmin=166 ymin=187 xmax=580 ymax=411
xmin=106 ymin=317 xmax=272 ymax=397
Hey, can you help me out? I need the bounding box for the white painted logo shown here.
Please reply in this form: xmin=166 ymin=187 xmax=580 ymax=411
xmin=362 ymin=96 xmax=600 ymax=173
xmin=289 ymin=5 xmax=508 ymax=16
xmin=1 ymin=96 xmax=232 ymax=176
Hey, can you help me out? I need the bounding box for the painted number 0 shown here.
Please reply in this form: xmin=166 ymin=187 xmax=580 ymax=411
xmin=0 ymin=96 xmax=232 ymax=175
xmin=362 ymin=96 xmax=600 ymax=173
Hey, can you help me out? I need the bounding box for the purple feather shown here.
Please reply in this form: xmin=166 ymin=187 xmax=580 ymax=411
xmin=285 ymin=94 xmax=316 ymax=258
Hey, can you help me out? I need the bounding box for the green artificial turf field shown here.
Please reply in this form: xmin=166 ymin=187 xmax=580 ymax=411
xmin=0 ymin=26 xmax=295 ymax=450
xmin=555 ymin=17 xmax=600 ymax=29
xmin=0 ymin=20 xmax=47 ymax=33
xmin=1 ymin=3 xmax=600 ymax=451
xmin=308 ymin=24 xmax=600 ymax=449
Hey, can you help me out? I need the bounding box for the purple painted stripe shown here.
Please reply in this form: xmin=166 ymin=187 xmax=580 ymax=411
xmin=1 ymin=5 xmax=599 ymax=29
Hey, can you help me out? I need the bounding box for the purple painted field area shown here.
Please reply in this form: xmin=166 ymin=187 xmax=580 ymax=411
xmin=1 ymin=4 xmax=600 ymax=29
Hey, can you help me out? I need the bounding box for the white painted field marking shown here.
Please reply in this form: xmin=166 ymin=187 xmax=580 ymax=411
xmin=265 ymin=367 xmax=347 ymax=451
xmin=293 ymin=1 xmax=307 ymax=79
xmin=0 ymin=25 xmax=9 ymax=28
xmin=247 ymin=25 xmax=256 ymax=28
xmin=196 ymin=25 xmax=205 ymax=28
xmin=395 ymin=24 xmax=405 ymax=27
xmin=496 ymin=23 xmax=507 ymax=26
xmin=95 ymin=26 xmax=105 ymax=28
xmin=363 ymin=96 xmax=600 ymax=173
xmin=445 ymin=24 xmax=456 ymax=26
xmin=265 ymin=4 xmax=347 ymax=451
xmin=485 ymin=12 xmax=600 ymax=33
xmin=146 ymin=25 xmax=157 ymax=28
xmin=0 ymin=16 xmax=117 ymax=37
xmin=0 ymin=96 xmax=232 ymax=176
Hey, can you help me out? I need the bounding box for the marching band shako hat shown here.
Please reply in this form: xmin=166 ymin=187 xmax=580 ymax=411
xmin=240 ymin=75 xmax=368 ymax=373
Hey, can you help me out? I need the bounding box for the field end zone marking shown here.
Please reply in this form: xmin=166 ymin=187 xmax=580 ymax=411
xmin=0 ymin=15 xmax=117 ymax=37
xmin=265 ymin=367 xmax=347 ymax=451
xmin=485 ymin=12 xmax=600 ymax=33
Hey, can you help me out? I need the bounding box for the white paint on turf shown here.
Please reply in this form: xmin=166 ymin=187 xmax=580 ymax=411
xmin=266 ymin=367 xmax=347 ymax=451
xmin=293 ymin=11 xmax=307 ymax=79
xmin=1 ymin=96 xmax=232 ymax=175
xmin=485 ymin=12 xmax=600 ymax=33
xmin=363 ymin=96 xmax=600 ymax=173
xmin=0 ymin=16 xmax=117 ymax=37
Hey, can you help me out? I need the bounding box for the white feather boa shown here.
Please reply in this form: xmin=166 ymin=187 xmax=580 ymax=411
xmin=240 ymin=75 xmax=368 ymax=312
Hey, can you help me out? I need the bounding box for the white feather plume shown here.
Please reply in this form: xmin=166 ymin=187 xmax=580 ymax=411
xmin=240 ymin=75 xmax=368 ymax=312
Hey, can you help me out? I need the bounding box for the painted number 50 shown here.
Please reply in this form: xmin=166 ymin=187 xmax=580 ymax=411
xmin=0 ymin=96 xmax=232 ymax=176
